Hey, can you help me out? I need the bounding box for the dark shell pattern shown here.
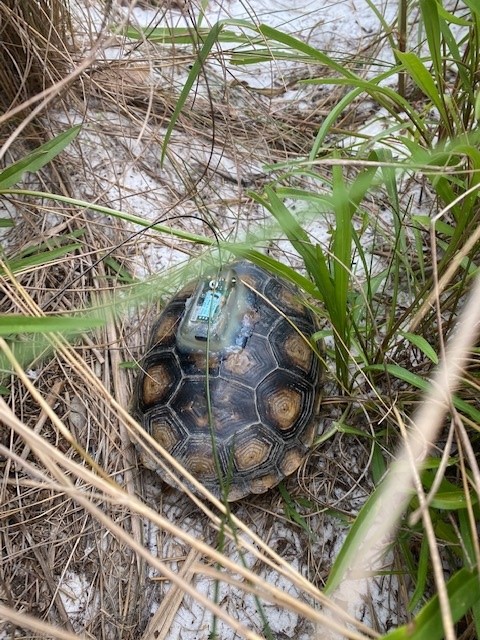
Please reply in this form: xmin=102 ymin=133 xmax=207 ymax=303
xmin=133 ymin=260 xmax=323 ymax=501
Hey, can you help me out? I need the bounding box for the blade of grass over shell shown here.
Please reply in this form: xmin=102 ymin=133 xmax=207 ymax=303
xmin=249 ymin=188 xmax=350 ymax=382
xmin=249 ymin=188 xmax=335 ymax=305
xmin=252 ymin=160 xmax=379 ymax=386
xmin=231 ymin=248 xmax=320 ymax=299
xmin=0 ymin=125 xmax=81 ymax=189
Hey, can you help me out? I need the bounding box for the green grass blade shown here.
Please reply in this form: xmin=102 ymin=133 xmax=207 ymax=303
xmin=394 ymin=51 xmax=449 ymax=125
xmin=463 ymin=0 xmax=480 ymax=18
xmin=227 ymin=22 xmax=429 ymax=143
xmin=0 ymin=125 xmax=81 ymax=190
xmin=436 ymin=4 xmax=472 ymax=26
xmin=371 ymin=441 xmax=387 ymax=484
xmin=3 ymin=190 xmax=214 ymax=246
xmin=408 ymin=535 xmax=430 ymax=612
xmin=383 ymin=568 xmax=479 ymax=640
xmin=250 ymin=187 xmax=318 ymax=268
xmin=310 ymin=87 xmax=364 ymax=157
xmin=429 ymin=489 xmax=477 ymax=510
xmin=1 ymin=243 xmax=83 ymax=275
xmin=366 ymin=364 xmax=480 ymax=423
xmin=419 ymin=471 xmax=477 ymax=510
xmin=313 ymin=244 xmax=337 ymax=312
xmin=161 ymin=22 xmax=224 ymax=164
xmin=459 ymin=510 xmax=480 ymax=636
xmin=458 ymin=509 xmax=478 ymax=570
xmin=324 ymin=482 xmax=385 ymax=594
xmin=278 ymin=483 xmax=312 ymax=536
xmin=231 ymin=249 xmax=320 ymax=298
xmin=331 ymin=164 xmax=351 ymax=343
xmin=438 ymin=17 xmax=473 ymax=103
xmin=257 ymin=24 xmax=359 ymax=80
xmin=14 ymin=228 xmax=84 ymax=259
xmin=0 ymin=314 xmax=104 ymax=334
xmin=304 ymin=74 xmax=429 ymax=141
xmin=249 ymin=188 xmax=336 ymax=305
xmin=399 ymin=331 xmax=439 ymax=364
xmin=420 ymin=0 xmax=442 ymax=84
xmin=265 ymin=187 xmax=318 ymax=264
xmin=122 ymin=25 xmax=252 ymax=45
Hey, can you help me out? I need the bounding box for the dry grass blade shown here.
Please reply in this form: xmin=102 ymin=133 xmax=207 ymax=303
xmin=0 ymin=604 xmax=83 ymax=640
xmin=139 ymin=548 xmax=200 ymax=640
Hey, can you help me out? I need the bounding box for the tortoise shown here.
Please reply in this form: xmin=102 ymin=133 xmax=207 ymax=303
xmin=132 ymin=260 xmax=323 ymax=501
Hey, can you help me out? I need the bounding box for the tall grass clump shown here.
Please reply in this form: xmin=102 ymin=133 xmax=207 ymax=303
xmin=0 ymin=0 xmax=72 ymax=145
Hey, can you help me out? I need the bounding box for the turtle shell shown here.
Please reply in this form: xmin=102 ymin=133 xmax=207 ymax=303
xmin=132 ymin=260 xmax=323 ymax=501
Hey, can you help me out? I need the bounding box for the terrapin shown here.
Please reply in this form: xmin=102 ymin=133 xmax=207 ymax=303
xmin=132 ymin=260 xmax=323 ymax=501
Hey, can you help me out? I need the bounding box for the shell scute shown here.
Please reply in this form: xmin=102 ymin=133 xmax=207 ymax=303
xmin=140 ymin=352 xmax=181 ymax=410
xmin=270 ymin=319 xmax=318 ymax=377
xmin=220 ymin=333 xmax=275 ymax=385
